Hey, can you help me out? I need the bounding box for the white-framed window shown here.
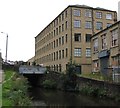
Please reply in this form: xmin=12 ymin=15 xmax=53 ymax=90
xmin=86 ymin=48 xmax=91 ymax=57
xmin=96 ymin=22 xmax=103 ymax=30
xmin=74 ymin=33 xmax=81 ymax=42
xmin=74 ymin=9 xmax=80 ymax=16
xmin=106 ymin=13 xmax=112 ymax=20
xmin=111 ymin=28 xmax=118 ymax=46
xmin=96 ymin=12 xmax=102 ymax=19
xmin=74 ymin=20 xmax=81 ymax=28
xmin=85 ymin=21 xmax=92 ymax=29
xmin=101 ymin=34 xmax=107 ymax=49
xmin=93 ymin=38 xmax=98 ymax=52
xmin=85 ymin=9 xmax=92 ymax=17
xmin=74 ymin=48 xmax=81 ymax=56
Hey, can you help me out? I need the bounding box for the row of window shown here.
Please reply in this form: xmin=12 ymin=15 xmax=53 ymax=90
xmin=74 ymin=20 xmax=112 ymax=29
xmin=74 ymin=48 xmax=91 ymax=57
xmin=74 ymin=33 xmax=91 ymax=42
xmin=36 ymin=33 xmax=92 ymax=56
xmin=93 ymin=28 xmax=118 ymax=52
xmin=49 ymin=64 xmax=62 ymax=72
xmin=37 ymin=47 xmax=91 ymax=64
xmin=74 ymin=9 xmax=113 ymax=20
xmin=53 ymin=10 xmax=68 ymax=27
xmin=39 ymin=48 xmax=68 ymax=63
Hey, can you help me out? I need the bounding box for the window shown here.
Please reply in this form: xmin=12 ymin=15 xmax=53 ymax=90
xmin=74 ymin=48 xmax=81 ymax=56
xmin=93 ymin=38 xmax=98 ymax=52
xmin=56 ymin=28 xmax=58 ymax=35
xmin=62 ymin=24 xmax=64 ymax=32
xmin=74 ymin=33 xmax=81 ymax=42
xmin=62 ymin=36 xmax=64 ymax=45
xmin=85 ymin=21 xmax=92 ymax=29
xmin=106 ymin=13 xmax=112 ymax=20
xmin=86 ymin=48 xmax=91 ymax=57
xmin=65 ymin=21 xmax=68 ymax=30
xmin=62 ymin=50 xmax=64 ymax=58
xmin=54 ymin=41 xmax=55 ymax=48
xmin=86 ymin=34 xmax=91 ymax=42
xmin=111 ymin=28 xmax=118 ymax=46
xmin=93 ymin=60 xmax=99 ymax=72
xmin=74 ymin=9 xmax=80 ymax=16
xmin=96 ymin=22 xmax=103 ymax=30
xmin=62 ymin=13 xmax=64 ymax=21
xmin=66 ymin=48 xmax=68 ymax=57
xmin=74 ymin=20 xmax=81 ymax=28
xmin=54 ymin=52 xmax=55 ymax=61
xmin=65 ymin=34 xmax=68 ymax=43
xmin=56 ymin=18 xmax=58 ymax=25
xmin=59 ymin=50 xmax=61 ymax=59
xmin=56 ymin=39 xmax=58 ymax=47
xmin=101 ymin=34 xmax=107 ymax=49
xmin=96 ymin=12 xmax=102 ymax=18
xmin=59 ymin=26 xmax=61 ymax=33
xmin=56 ymin=51 xmax=58 ymax=60
xmin=107 ymin=23 xmax=112 ymax=28
xmin=85 ymin=9 xmax=92 ymax=17
xmin=54 ymin=30 xmax=55 ymax=36
xmin=59 ymin=15 xmax=61 ymax=22
xmin=59 ymin=37 xmax=61 ymax=45
xmin=65 ymin=10 xmax=67 ymax=18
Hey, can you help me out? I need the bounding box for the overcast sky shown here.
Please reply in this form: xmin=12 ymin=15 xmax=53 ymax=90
xmin=0 ymin=0 xmax=120 ymax=61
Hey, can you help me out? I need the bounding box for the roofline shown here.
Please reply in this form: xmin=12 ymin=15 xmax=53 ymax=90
xmin=35 ymin=5 xmax=117 ymax=38
xmin=92 ymin=21 xmax=120 ymax=38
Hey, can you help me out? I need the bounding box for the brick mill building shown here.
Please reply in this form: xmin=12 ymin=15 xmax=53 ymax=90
xmin=35 ymin=5 xmax=117 ymax=74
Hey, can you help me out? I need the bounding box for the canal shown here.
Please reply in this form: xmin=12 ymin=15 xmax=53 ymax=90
xmin=29 ymin=87 xmax=120 ymax=107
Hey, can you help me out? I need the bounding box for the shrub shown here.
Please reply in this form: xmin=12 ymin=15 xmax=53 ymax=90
xmin=42 ymin=79 xmax=57 ymax=89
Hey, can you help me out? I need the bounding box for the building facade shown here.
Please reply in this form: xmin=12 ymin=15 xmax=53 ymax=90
xmin=35 ymin=5 xmax=117 ymax=74
xmin=27 ymin=56 xmax=35 ymax=65
xmin=91 ymin=21 xmax=120 ymax=75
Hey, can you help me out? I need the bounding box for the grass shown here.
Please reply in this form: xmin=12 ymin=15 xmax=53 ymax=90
xmin=4 ymin=70 xmax=14 ymax=81
xmin=2 ymin=70 xmax=32 ymax=106
xmin=78 ymin=72 xmax=105 ymax=81
xmin=77 ymin=72 xmax=113 ymax=82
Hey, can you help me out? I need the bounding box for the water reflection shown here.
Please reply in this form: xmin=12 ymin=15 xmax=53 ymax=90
xmin=29 ymin=87 xmax=120 ymax=107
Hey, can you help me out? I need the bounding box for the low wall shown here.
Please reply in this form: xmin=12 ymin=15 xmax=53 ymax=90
xmin=41 ymin=71 xmax=120 ymax=95
xmin=77 ymin=77 xmax=120 ymax=95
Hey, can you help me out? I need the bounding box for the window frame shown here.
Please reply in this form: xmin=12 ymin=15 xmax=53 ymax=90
xmin=74 ymin=33 xmax=81 ymax=42
xmin=74 ymin=20 xmax=81 ymax=28
xmin=85 ymin=21 xmax=92 ymax=29
xmin=74 ymin=9 xmax=81 ymax=16
xmin=96 ymin=12 xmax=102 ymax=19
xmin=74 ymin=48 xmax=81 ymax=57
xmin=86 ymin=48 xmax=91 ymax=57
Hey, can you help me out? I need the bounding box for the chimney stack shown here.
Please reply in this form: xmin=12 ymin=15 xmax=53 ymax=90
xmin=118 ymin=1 xmax=120 ymax=21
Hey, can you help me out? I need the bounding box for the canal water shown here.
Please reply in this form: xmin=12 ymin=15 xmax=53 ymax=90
xmin=29 ymin=87 xmax=120 ymax=107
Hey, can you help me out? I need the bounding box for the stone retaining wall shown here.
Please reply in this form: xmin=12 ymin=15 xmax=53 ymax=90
xmin=42 ymin=71 xmax=120 ymax=95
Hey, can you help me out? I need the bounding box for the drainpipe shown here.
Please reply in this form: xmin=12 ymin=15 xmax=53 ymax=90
xmin=70 ymin=7 xmax=73 ymax=64
xmin=91 ymin=9 xmax=95 ymax=35
xmin=118 ymin=22 xmax=120 ymax=73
